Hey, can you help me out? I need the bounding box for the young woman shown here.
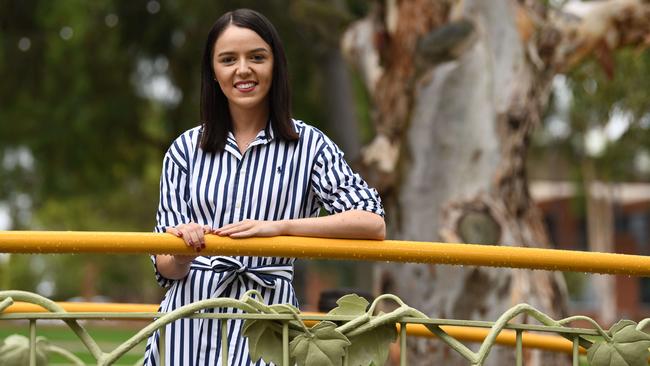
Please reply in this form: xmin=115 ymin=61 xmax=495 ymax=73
xmin=144 ymin=8 xmax=385 ymax=366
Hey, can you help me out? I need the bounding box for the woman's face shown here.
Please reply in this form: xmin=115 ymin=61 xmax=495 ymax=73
xmin=213 ymin=25 xmax=274 ymax=115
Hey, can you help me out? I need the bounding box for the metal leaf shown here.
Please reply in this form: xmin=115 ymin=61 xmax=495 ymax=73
xmin=290 ymin=321 xmax=351 ymax=366
xmin=0 ymin=334 xmax=49 ymax=366
xmin=327 ymin=294 xmax=370 ymax=316
xmin=347 ymin=323 xmax=397 ymax=366
xmin=587 ymin=320 xmax=650 ymax=366
xmin=242 ymin=303 xmax=303 ymax=366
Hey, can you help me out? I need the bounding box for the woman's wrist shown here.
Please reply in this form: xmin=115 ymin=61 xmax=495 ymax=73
xmin=277 ymin=219 xmax=291 ymax=236
xmin=173 ymin=255 xmax=194 ymax=266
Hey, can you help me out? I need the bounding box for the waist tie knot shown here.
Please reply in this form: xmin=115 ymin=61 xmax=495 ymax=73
xmin=192 ymin=256 xmax=293 ymax=297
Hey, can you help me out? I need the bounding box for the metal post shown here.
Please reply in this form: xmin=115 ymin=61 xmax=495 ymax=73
xmin=283 ymin=322 xmax=289 ymax=366
xmin=159 ymin=326 xmax=165 ymax=366
xmin=221 ymin=320 xmax=229 ymax=366
xmin=515 ymin=330 xmax=523 ymax=366
xmin=400 ymin=323 xmax=407 ymax=366
xmin=29 ymin=319 xmax=36 ymax=366
xmin=572 ymin=336 xmax=579 ymax=366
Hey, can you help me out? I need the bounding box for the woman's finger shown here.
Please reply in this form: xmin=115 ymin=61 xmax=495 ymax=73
xmin=187 ymin=230 xmax=202 ymax=251
xmin=165 ymin=227 xmax=182 ymax=237
xmin=218 ymin=222 xmax=254 ymax=236
xmin=216 ymin=221 xmax=246 ymax=232
xmin=229 ymin=229 xmax=256 ymax=238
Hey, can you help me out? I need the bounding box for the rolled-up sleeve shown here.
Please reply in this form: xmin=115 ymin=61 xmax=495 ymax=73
xmin=311 ymin=137 xmax=384 ymax=217
xmin=151 ymin=141 xmax=192 ymax=287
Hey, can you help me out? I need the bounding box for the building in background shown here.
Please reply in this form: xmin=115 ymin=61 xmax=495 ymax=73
xmin=532 ymin=180 xmax=650 ymax=321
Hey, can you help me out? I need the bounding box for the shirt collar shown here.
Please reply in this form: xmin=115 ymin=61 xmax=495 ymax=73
xmin=226 ymin=120 xmax=275 ymax=150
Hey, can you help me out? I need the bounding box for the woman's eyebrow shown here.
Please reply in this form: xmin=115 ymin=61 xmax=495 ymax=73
xmin=216 ymin=48 xmax=270 ymax=57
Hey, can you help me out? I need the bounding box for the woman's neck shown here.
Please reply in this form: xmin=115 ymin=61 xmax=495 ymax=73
xmin=229 ymin=103 xmax=269 ymax=136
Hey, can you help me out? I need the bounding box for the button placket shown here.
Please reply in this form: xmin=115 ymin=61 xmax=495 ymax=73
xmin=233 ymin=155 xmax=248 ymax=216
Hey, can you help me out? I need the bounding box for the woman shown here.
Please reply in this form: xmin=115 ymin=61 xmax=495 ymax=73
xmin=144 ymin=8 xmax=385 ymax=366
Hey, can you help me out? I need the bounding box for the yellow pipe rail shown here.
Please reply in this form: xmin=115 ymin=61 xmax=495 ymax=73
xmin=3 ymin=302 xmax=157 ymax=313
xmin=1 ymin=230 xmax=650 ymax=275
xmin=3 ymin=302 xmax=584 ymax=355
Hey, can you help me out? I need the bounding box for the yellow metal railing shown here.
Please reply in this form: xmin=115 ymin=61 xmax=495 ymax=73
xmin=2 ymin=230 xmax=650 ymax=275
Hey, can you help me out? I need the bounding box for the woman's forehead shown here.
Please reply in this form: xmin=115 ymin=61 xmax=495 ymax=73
xmin=214 ymin=25 xmax=271 ymax=53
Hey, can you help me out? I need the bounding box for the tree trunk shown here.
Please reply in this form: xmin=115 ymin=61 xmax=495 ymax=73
xmin=372 ymin=1 xmax=567 ymax=364
xmin=342 ymin=0 xmax=650 ymax=364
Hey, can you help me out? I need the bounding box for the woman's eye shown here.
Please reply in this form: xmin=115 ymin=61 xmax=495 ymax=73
xmin=220 ymin=57 xmax=235 ymax=64
xmin=251 ymin=54 xmax=266 ymax=62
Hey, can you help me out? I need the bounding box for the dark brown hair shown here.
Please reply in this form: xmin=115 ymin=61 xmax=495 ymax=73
xmin=199 ymin=8 xmax=298 ymax=152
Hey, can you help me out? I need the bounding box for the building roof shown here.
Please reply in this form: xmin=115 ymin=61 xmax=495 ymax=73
xmin=530 ymin=180 xmax=650 ymax=204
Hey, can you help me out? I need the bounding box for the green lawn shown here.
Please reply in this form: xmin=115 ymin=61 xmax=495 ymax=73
xmin=0 ymin=321 xmax=148 ymax=365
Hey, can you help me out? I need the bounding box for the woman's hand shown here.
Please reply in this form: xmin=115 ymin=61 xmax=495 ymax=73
xmin=214 ymin=210 xmax=385 ymax=240
xmin=156 ymin=223 xmax=213 ymax=280
xmin=166 ymin=222 xmax=213 ymax=253
xmin=214 ymin=219 xmax=285 ymax=238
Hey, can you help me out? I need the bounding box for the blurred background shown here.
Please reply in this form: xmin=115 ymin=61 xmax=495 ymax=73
xmin=0 ymin=0 xmax=376 ymax=308
xmin=1 ymin=0 xmax=649 ymax=323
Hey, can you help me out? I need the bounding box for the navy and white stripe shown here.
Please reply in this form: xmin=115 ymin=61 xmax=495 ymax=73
xmin=143 ymin=119 xmax=384 ymax=366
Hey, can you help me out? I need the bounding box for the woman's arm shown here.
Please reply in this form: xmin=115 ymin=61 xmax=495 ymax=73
xmin=155 ymin=223 xmax=211 ymax=280
xmin=213 ymin=210 xmax=385 ymax=240
xmin=157 ymin=211 xmax=384 ymax=278
xmin=155 ymin=254 xmax=195 ymax=280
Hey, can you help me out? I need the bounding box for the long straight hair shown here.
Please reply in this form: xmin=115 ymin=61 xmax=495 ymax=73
xmin=199 ymin=8 xmax=298 ymax=153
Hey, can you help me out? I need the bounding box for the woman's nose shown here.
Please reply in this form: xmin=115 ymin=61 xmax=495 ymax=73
xmin=236 ymin=59 xmax=251 ymax=75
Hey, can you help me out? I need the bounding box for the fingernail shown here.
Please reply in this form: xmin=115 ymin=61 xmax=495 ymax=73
xmin=201 ymin=244 xmax=206 ymax=249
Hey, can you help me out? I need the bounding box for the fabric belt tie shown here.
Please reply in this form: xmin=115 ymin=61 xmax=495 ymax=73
xmin=192 ymin=256 xmax=293 ymax=297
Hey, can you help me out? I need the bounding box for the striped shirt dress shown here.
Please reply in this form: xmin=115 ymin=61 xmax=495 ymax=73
xmin=143 ymin=119 xmax=384 ymax=366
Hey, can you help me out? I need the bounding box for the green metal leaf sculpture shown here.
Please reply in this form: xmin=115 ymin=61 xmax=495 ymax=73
xmin=243 ymin=302 xmax=302 ymax=366
xmin=289 ymin=321 xmax=351 ymax=366
xmin=11 ymin=290 xmax=650 ymax=366
xmin=587 ymin=320 xmax=650 ymax=366
xmin=327 ymin=294 xmax=397 ymax=366
xmin=347 ymin=322 xmax=397 ymax=366
xmin=327 ymin=294 xmax=369 ymax=316
xmin=0 ymin=334 xmax=49 ymax=366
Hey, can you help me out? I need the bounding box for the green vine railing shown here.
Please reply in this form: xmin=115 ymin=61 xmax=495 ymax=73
xmin=3 ymin=290 xmax=650 ymax=366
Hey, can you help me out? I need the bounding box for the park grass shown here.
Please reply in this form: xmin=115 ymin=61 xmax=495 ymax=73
xmin=0 ymin=320 xmax=148 ymax=365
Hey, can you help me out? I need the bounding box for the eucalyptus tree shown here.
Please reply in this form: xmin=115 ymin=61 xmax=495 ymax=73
xmin=342 ymin=0 xmax=650 ymax=364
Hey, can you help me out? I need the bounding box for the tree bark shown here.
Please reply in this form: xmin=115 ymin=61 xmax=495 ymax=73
xmin=342 ymin=0 xmax=650 ymax=364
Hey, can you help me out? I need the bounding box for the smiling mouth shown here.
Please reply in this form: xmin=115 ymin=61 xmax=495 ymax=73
xmin=235 ymin=82 xmax=257 ymax=91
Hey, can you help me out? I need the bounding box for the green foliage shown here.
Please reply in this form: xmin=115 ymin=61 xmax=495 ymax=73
xmin=533 ymin=49 xmax=650 ymax=183
xmin=587 ymin=320 xmax=650 ymax=366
